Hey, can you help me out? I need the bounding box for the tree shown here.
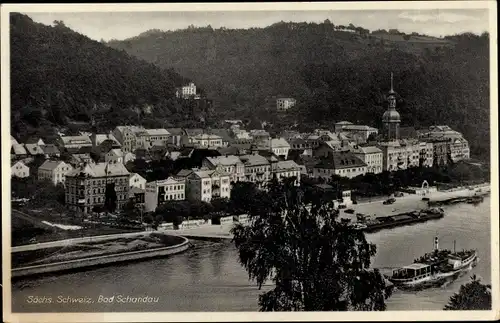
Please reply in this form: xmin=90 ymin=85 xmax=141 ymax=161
xmin=230 ymin=182 xmax=259 ymax=214
xmin=211 ymin=197 xmax=231 ymax=214
xmin=104 ymin=182 xmax=117 ymax=213
xmin=231 ymin=178 xmax=392 ymax=311
xmin=444 ymin=275 xmax=491 ymax=310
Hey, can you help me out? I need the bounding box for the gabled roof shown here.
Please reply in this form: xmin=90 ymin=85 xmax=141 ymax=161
xmin=314 ymin=152 xmax=367 ymax=170
xmin=275 ymin=160 xmax=301 ymax=171
xmin=25 ymin=143 xmax=44 ymax=155
xmin=41 ymin=144 xmax=60 ymax=155
xmin=11 ymin=160 xmax=28 ymax=168
xmin=11 ymin=136 xmax=19 ymax=146
xmin=270 ymin=138 xmax=290 ymax=148
xmin=66 ymin=162 xmax=130 ymax=178
xmin=11 ymin=144 xmax=27 ymax=155
xmin=206 ymin=155 xmax=242 ymax=166
xmin=155 ymin=176 xmax=184 ymax=186
xmin=59 ymin=135 xmax=92 ymax=145
xmin=239 ymin=154 xmax=270 ymax=167
xmin=130 ymin=172 xmax=146 ymax=180
xmin=176 ymin=169 xmax=194 ymax=178
xmin=94 ymin=133 xmax=121 ymax=146
xmin=145 ymin=128 xmax=170 ymax=136
xmin=39 ymin=160 xmax=70 ymax=172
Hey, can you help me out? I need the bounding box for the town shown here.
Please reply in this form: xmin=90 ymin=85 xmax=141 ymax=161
xmin=6 ymin=6 xmax=494 ymax=316
xmin=11 ymin=77 xmax=474 ymax=223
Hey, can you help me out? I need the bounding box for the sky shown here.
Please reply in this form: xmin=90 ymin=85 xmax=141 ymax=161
xmin=23 ymin=8 xmax=490 ymax=42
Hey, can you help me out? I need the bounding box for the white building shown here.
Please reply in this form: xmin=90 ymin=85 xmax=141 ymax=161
xmin=276 ymin=97 xmax=296 ymax=111
xmin=112 ymin=126 xmax=140 ymax=153
xmin=377 ymin=139 xmax=420 ymax=172
xmin=129 ymin=173 xmax=146 ymax=190
xmin=352 ymin=146 xmax=383 ymax=174
xmin=239 ymin=154 xmax=271 ymax=189
xmin=266 ymin=138 xmax=291 ymax=159
xmin=186 ymin=169 xmax=231 ymax=202
xmin=202 ymin=155 xmax=245 ymax=183
xmin=273 ymin=160 xmax=301 ymax=185
xmin=38 ymin=160 xmax=73 ymax=185
xmin=56 ymin=135 xmax=93 ymax=150
xmin=105 ymin=149 xmax=135 ymax=165
xmin=11 ymin=161 xmax=29 ymax=178
xmin=189 ymin=134 xmax=224 ymax=148
xmin=176 ymin=82 xmax=198 ymax=99
xmin=313 ymin=151 xmax=367 ymax=179
xmin=144 ymin=177 xmax=186 ymax=213
xmin=337 ymin=125 xmax=379 ymax=143
xmin=418 ymin=141 xmax=434 ymax=167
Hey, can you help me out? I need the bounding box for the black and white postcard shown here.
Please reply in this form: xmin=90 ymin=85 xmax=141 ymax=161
xmin=2 ymin=2 xmax=498 ymax=322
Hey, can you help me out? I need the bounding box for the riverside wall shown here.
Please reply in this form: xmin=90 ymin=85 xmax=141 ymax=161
xmin=12 ymin=235 xmax=190 ymax=278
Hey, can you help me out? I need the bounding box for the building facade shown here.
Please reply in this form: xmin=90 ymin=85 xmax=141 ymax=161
xmin=144 ymin=177 xmax=186 ymax=212
xmin=11 ymin=161 xmax=29 ymax=178
xmin=189 ymin=134 xmax=224 ymax=148
xmin=313 ymin=152 xmax=368 ymax=179
xmin=352 ymin=146 xmax=383 ymax=174
xmin=129 ymin=173 xmax=146 ymax=190
xmin=239 ymin=154 xmax=271 ymax=189
xmin=64 ymin=162 xmax=130 ymax=213
xmin=38 ymin=160 xmax=73 ymax=185
xmin=202 ymin=155 xmax=246 ymax=183
xmin=186 ymin=169 xmax=231 ymax=202
xmin=273 ymin=160 xmax=301 ymax=185
xmin=276 ymin=97 xmax=296 ymax=111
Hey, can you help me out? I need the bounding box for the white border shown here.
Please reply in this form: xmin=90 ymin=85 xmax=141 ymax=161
xmin=2 ymin=2 xmax=498 ymax=322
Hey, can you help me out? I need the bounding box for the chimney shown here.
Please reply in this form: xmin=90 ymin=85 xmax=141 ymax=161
xmin=434 ymin=236 xmax=439 ymax=252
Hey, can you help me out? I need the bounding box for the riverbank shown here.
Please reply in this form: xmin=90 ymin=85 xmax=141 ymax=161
xmin=11 ymin=233 xmax=190 ymax=278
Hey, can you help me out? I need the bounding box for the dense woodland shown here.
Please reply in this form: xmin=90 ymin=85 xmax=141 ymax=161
xmin=10 ymin=13 xmax=206 ymax=143
xmin=11 ymin=15 xmax=490 ymax=160
xmin=107 ymin=22 xmax=490 ymax=160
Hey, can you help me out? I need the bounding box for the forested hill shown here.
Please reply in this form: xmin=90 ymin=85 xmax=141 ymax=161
xmin=107 ymin=22 xmax=490 ymax=159
xmin=10 ymin=13 xmax=195 ymax=142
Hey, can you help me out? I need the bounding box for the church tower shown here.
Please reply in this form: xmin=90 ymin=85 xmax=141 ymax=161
xmin=382 ymin=72 xmax=401 ymax=141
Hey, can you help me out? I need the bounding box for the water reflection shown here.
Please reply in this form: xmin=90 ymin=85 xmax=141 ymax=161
xmin=11 ymin=198 xmax=491 ymax=312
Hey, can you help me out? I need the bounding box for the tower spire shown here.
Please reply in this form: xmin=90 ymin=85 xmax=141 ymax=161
xmin=390 ymin=72 xmax=394 ymax=93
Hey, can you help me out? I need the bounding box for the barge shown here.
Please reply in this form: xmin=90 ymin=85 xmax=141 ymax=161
xmin=354 ymin=207 xmax=445 ymax=233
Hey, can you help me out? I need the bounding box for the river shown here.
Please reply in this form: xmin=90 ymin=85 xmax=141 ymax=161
xmin=11 ymin=197 xmax=491 ymax=312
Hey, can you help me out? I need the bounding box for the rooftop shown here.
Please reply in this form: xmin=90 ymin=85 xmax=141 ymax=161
xmin=145 ymin=128 xmax=170 ymax=136
xmin=239 ymin=154 xmax=270 ymax=166
xmin=206 ymin=155 xmax=242 ymax=166
xmin=38 ymin=160 xmax=68 ymax=171
xmin=66 ymin=162 xmax=130 ymax=178
xmin=403 ymin=263 xmax=430 ymax=270
xmin=59 ymin=135 xmax=92 ymax=145
xmin=314 ymin=152 xmax=367 ymax=170
xmin=276 ymin=160 xmax=301 ymax=171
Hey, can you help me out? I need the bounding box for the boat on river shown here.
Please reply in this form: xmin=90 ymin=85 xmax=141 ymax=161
xmin=386 ymin=237 xmax=477 ymax=290
xmin=356 ymin=207 xmax=445 ymax=233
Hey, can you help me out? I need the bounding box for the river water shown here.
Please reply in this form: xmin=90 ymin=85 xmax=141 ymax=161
xmin=11 ymin=197 xmax=491 ymax=312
